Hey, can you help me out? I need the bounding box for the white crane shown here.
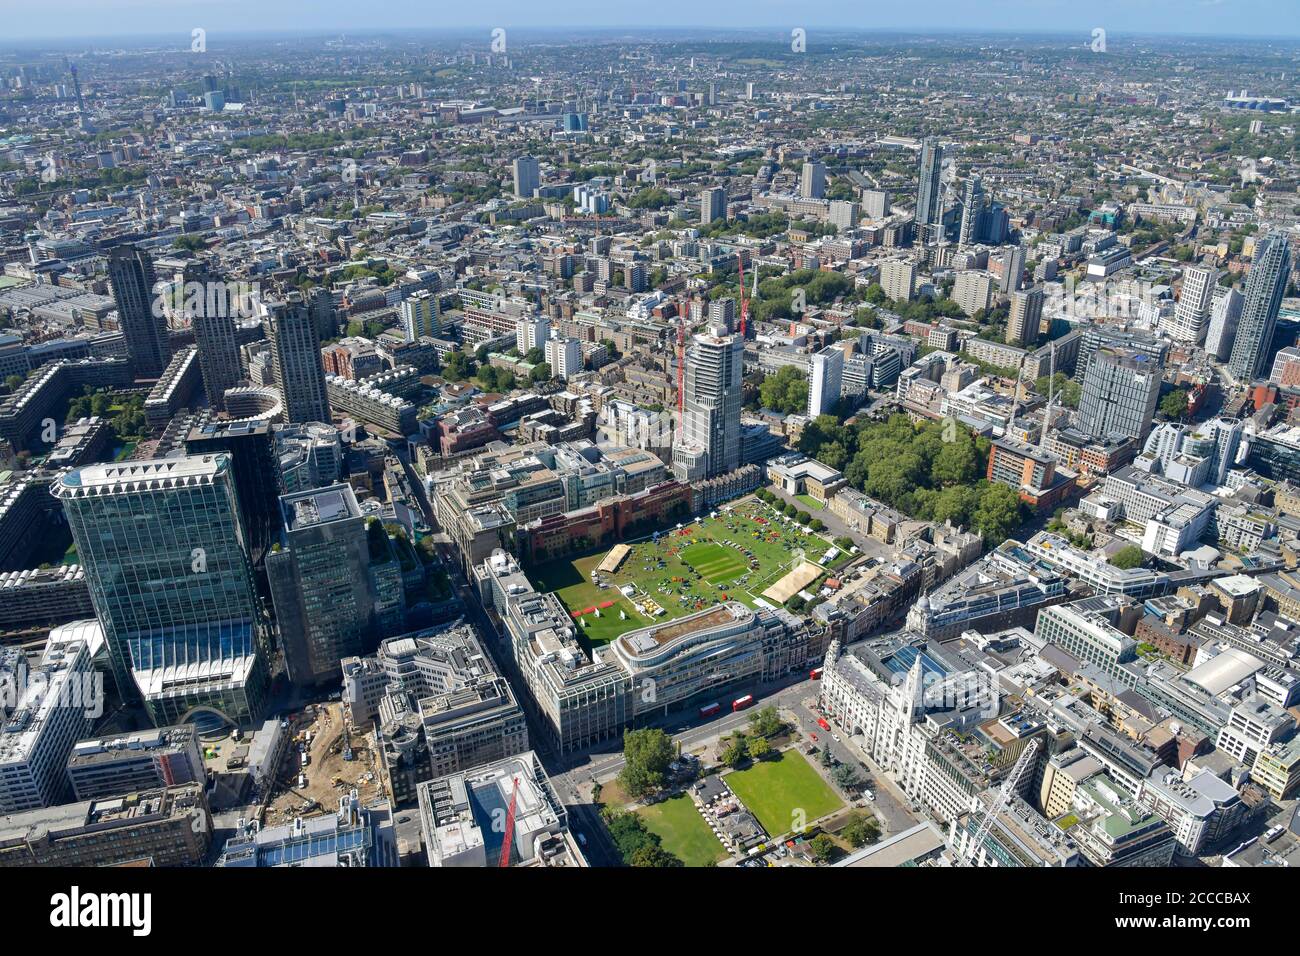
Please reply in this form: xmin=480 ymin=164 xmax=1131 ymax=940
xmin=957 ymin=738 xmax=1040 ymax=867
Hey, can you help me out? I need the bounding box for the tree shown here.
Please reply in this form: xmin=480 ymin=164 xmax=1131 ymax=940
xmin=618 ymin=728 xmax=676 ymax=798
xmin=529 ymin=362 xmax=552 ymax=384
xmin=720 ymin=733 xmax=749 ymax=768
xmin=932 ymin=485 xmax=979 ymax=529
xmin=1159 ymin=389 xmax=1189 ymax=420
xmin=759 ymin=366 xmax=810 ymax=415
xmin=602 ymin=809 xmax=673 ymax=865
xmin=442 ymin=351 xmax=474 ymax=381
xmin=630 ymin=844 xmax=683 ymax=867
xmin=748 ymin=706 xmax=783 ymax=738
xmin=1035 ymin=373 xmax=1081 ymax=408
xmin=841 ymin=812 xmax=881 ymax=848
xmin=810 ymin=833 xmax=839 ymax=863
xmin=524 ymin=346 xmax=545 ymax=365
xmin=931 ymin=434 xmax=979 ymax=487
xmin=972 ymin=483 xmax=1023 ymax=543
xmin=747 ymin=735 xmax=773 ymax=760
xmin=817 ymin=440 xmax=850 ymax=471
xmin=832 ymin=763 xmax=862 ymax=791
xmin=1111 ymin=544 xmax=1145 ymax=570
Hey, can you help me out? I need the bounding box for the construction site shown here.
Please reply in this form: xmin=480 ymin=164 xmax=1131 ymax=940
xmin=263 ymin=702 xmax=385 ymax=828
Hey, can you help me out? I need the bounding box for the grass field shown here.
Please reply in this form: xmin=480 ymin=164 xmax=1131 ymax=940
xmin=680 ymin=542 xmax=748 ymax=583
xmin=527 ymin=499 xmax=834 ymax=650
xmin=724 ymin=751 xmax=844 ymax=839
xmin=636 ymin=794 xmax=728 ymax=867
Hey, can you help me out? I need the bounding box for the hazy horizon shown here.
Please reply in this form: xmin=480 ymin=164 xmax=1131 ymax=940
xmin=1 ymin=0 xmax=1298 ymax=43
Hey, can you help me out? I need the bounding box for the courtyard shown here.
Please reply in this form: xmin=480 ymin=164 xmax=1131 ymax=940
xmin=527 ymin=497 xmax=837 ymax=648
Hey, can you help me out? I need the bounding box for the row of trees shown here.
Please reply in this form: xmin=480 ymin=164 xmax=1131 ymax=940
xmin=800 ymin=413 xmax=1023 ymax=542
xmin=753 ymin=487 xmax=828 ymax=534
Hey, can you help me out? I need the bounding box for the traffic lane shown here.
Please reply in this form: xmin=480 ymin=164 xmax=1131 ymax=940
xmin=786 ymin=694 xmax=918 ymax=835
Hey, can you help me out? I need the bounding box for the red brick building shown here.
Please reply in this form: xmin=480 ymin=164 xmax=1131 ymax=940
xmin=520 ymin=481 xmax=693 ymax=564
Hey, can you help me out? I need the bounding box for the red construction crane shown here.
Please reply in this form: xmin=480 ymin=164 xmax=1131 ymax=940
xmin=498 ymin=776 xmax=520 ymax=868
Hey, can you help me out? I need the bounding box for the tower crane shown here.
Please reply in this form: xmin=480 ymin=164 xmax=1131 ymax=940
xmin=957 ymin=738 xmax=1039 ymax=867
xmin=498 ymin=776 xmax=521 ymax=867
xmin=737 ymin=253 xmax=749 ymax=338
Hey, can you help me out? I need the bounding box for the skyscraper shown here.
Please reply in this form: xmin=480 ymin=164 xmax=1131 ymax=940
xmin=267 ymin=485 xmax=382 ymax=687
xmin=808 ymin=346 xmax=844 ymax=419
xmin=53 ymin=455 xmax=270 ymax=725
xmin=1228 ymin=230 xmax=1293 ymax=381
xmin=1183 ymin=418 xmax=1244 ymax=487
xmin=999 ymin=245 xmax=1026 ymax=295
xmin=515 ymin=315 xmax=550 ymax=354
xmin=265 ymin=291 xmax=331 ymax=425
xmin=400 ymin=290 xmax=440 ymax=342
xmin=700 ymin=186 xmax=726 ymax=225
xmin=1006 ymin=287 xmax=1044 ymax=348
xmin=307 ymin=285 xmax=339 ymax=342
xmin=186 ymin=265 xmax=242 ymax=411
xmin=1167 ymin=265 xmax=1218 ymax=344
xmin=512 ymin=155 xmax=540 ymax=199
xmin=544 ymin=336 xmax=583 ymax=380
xmin=1205 ymin=285 xmax=1244 ymax=362
xmin=108 ymin=246 xmax=170 ymax=379
xmin=1077 ymin=347 xmax=1162 ymax=443
xmin=861 ymin=189 xmax=890 ymax=220
xmin=915 ymin=137 xmax=944 ymax=244
xmin=184 ymin=420 xmax=281 ymax=567
xmin=958 ymin=176 xmax=984 ymax=247
xmin=673 ymin=327 xmax=743 ymax=480
xmin=801 ymin=161 xmax=826 ymax=200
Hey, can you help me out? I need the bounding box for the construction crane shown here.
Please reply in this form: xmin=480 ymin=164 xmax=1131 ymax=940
xmin=736 ymin=253 xmax=749 ymax=338
xmin=498 ymin=775 xmax=521 ymax=868
xmin=957 ymin=738 xmax=1039 ymax=867
xmin=677 ymin=308 xmax=687 ymax=416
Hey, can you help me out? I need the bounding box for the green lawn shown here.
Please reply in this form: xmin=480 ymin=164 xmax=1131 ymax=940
xmin=527 ymin=500 xmax=834 ymax=650
xmin=680 ymin=542 xmax=748 ymax=584
xmin=724 ymin=751 xmax=843 ymax=839
xmin=636 ymin=794 xmax=727 ymax=867
xmin=795 ymin=494 xmax=825 ymax=511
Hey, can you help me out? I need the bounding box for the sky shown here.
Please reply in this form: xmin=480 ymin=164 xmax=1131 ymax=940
xmin=0 ymin=0 xmax=1297 ymax=42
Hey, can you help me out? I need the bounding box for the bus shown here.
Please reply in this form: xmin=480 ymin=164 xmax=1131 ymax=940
xmin=732 ymin=695 xmax=754 ymax=712
xmin=810 ymin=667 xmax=824 ymax=680
xmin=699 ymin=702 xmax=721 ymax=718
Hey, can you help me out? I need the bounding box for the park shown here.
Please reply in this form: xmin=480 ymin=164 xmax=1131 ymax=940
xmin=527 ymin=497 xmax=843 ymax=648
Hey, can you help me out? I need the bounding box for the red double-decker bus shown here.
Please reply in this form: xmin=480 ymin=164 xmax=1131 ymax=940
xmin=732 ymin=695 xmax=754 ymax=712
xmin=699 ymin=702 xmax=721 ymax=718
